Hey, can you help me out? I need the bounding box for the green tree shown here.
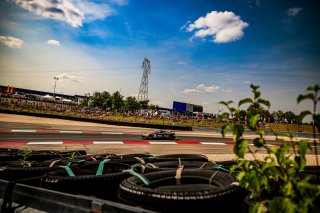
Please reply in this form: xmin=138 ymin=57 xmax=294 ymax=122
xmin=124 ymin=96 xmax=140 ymax=111
xmin=139 ymin=100 xmax=149 ymax=110
xmin=148 ymin=104 xmax=159 ymax=111
xmin=284 ymin=111 xmax=297 ymax=124
xmin=111 ymin=91 xmax=124 ymax=111
xmin=271 ymin=110 xmax=284 ymax=123
xmin=78 ymin=93 xmax=90 ymax=107
xmin=100 ymin=91 xmax=112 ymax=109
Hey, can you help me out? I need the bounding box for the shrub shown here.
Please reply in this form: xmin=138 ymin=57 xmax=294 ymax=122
xmin=219 ymin=84 xmax=320 ymax=212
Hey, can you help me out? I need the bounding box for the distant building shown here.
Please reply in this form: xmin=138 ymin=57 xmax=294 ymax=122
xmin=172 ymin=101 xmax=203 ymax=113
xmin=0 ymin=85 xmax=86 ymax=103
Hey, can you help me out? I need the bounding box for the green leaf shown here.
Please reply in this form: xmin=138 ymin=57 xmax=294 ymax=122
xmin=229 ymin=164 xmax=240 ymax=174
xmin=229 ymin=107 xmax=237 ymax=114
xmin=297 ymin=93 xmax=315 ymax=103
xmin=262 ymin=161 xmax=276 ymax=172
xmin=258 ymin=130 xmax=265 ymax=137
xmin=221 ymin=124 xmax=231 ymax=138
xmin=232 ymin=124 xmax=244 ymax=141
xmin=295 ymin=155 xmax=306 ymax=170
xmin=250 ymin=84 xmax=260 ymax=91
xmin=247 ymin=114 xmax=260 ymax=130
xmin=253 ymin=138 xmax=265 ymax=148
xmin=298 ymin=140 xmax=309 ymax=157
xmin=282 ymin=182 xmax=293 ymax=196
xmin=266 ymin=146 xmax=277 ymax=154
xmin=237 ymin=171 xmax=246 ymax=182
xmin=249 ymin=202 xmax=268 ymax=213
xmin=218 ymin=100 xmax=233 ymax=108
xmin=233 ymin=139 xmax=248 ymax=158
xmin=254 ymin=91 xmax=261 ymax=99
xmin=238 ymin=98 xmax=253 ymax=108
xmin=269 ymin=197 xmax=296 ymax=213
xmin=218 ymin=112 xmax=229 ymax=121
xmin=257 ymin=98 xmax=271 ymax=109
xmin=298 ymin=111 xmax=312 ymax=122
xmin=307 ymin=84 xmax=319 ymax=92
xmin=277 ymin=132 xmax=296 ymax=139
xmin=248 ymin=170 xmax=261 ymax=192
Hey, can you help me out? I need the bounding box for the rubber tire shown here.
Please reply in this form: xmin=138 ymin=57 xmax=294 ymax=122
xmin=141 ymin=161 xmax=219 ymax=174
xmin=151 ymin=154 xmax=208 ymax=163
xmin=0 ymin=159 xmax=66 ymax=183
xmin=40 ymin=162 xmax=131 ymax=200
xmin=118 ymin=169 xmax=243 ymax=212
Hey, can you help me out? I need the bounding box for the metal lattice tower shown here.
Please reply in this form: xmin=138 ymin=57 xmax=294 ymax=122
xmin=138 ymin=57 xmax=151 ymax=101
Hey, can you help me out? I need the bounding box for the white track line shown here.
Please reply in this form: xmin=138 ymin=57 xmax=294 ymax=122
xmin=93 ymin=141 xmax=123 ymax=144
xmin=101 ymin=132 xmax=123 ymax=135
xmin=11 ymin=130 xmax=36 ymax=133
xmin=27 ymin=141 xmax=63 ymax=145
xmin=149 ymin=142 xmax=177 ymax=145
xmin=59 ymin=131 xmax=83 ymax=134
xmin=200 ymin=142 xmax=227 ymax=145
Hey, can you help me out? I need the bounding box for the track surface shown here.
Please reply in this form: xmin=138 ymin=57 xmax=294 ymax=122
xmin=0 ymin=114 xmax=319 ymax=162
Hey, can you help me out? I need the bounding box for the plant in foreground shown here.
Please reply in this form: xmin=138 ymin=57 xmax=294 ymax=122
xmin=219 ymin=84 xmax=320 ymax=212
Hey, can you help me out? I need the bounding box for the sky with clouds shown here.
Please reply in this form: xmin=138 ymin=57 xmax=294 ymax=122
xmin=0 ymin=0 xmax=319 ymax=114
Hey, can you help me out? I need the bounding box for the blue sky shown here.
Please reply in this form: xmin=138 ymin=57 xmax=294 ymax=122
xmin=0 ymin=0 xmax=319 ymax=114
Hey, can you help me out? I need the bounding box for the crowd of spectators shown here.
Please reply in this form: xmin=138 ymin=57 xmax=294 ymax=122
xmin=0 ymin=95 xmax=216 ymax=123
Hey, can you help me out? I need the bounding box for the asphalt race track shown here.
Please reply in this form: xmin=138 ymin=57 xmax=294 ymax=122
xmin=0 ymin=115 xmax=319 ymax=159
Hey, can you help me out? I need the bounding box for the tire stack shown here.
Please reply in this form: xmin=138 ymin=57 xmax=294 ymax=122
xmin=0 ymin=149 xmax=247 ymax=212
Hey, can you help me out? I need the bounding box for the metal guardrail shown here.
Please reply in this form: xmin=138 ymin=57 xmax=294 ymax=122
xmin=0 ymin=179 xmax=157 ymax=213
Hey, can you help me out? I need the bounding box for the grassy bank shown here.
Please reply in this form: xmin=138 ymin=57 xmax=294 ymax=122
xmin=1 ymin=104 xmax=317 ymax=134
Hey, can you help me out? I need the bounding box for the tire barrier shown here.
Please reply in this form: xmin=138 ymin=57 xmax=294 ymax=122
xmin=0 ymin=149 xmax=87 ymax=162
xmin=151 ymin=153 xmax=208 ymax=163
xmin=135 ymin=160 xmax=221 ymax=174
xmin=118 ymin=169 xmax=244 ymax=212
xmin=40 ymin=161 xmax=132 ymax=201
xmin=0 ymin=150 xmax=251 ymax=212
xmin=0 ymin=159 xmax=69 ymax=185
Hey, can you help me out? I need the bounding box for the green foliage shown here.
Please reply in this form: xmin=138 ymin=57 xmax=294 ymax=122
xmin=111 ymin=91 xmax=124 ymax=111
xmin=234 ymin=139 xmax=248 ymax=158
xmin=124 ymin=96 xmax=140 ymax=111
xmin=18 ymin=149 xmax=33 ymax=167
xmin=219 ymin=84 xmax=320 ymax=213
xmin=238 ymin=98 xmax=253 ymax=108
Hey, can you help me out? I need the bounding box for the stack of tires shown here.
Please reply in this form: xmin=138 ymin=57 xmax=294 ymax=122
xmin=116 ymin=154 xmax=246 ymax=212
xmin=0 ymin=148 xmax=88 ymax=186
xmin=0 ymin=149 xmax=247 ymax=212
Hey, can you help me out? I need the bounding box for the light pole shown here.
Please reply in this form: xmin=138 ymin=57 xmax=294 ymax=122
xmin=53 ymin=77 xmax=59 ymax=101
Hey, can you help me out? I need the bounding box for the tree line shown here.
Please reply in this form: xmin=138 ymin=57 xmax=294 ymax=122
xmin=79 ymin=91 xmax=159 ymax=112
xmin=80 ymin=91 xmax=302 ymax=124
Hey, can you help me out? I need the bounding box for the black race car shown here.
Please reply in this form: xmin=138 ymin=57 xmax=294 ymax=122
xmin=142 ymin=129 xmax=176 ymax=140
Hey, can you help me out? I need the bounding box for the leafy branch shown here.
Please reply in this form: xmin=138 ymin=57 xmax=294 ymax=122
xmin=219 ymin=84 xmax=320 ymax=212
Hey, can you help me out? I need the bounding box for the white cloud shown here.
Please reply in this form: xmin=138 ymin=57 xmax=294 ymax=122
xmin=287 ymin=7 xmax=302 ymax=17
xmin=179 ymin=20 xmax=191 ymax=31
xmin=110 ymin=0 xmax=128 ymax=6
xmin=56 ymin=73 xmax=81 ymax=82
xmin=74 ymin=1 xmax=116 ymax=22
xmin=187 ymin=11 xmax=249 ymax=43
xmin=176 ymin=61 xmax=188 ymax=65
xmin=222 ymin=89 xmax=232 ymax=92
xmin=183 ymin=84 xmax=220 ymax=94
xmin=47 ymin=39 xmax=60 ymax=46
xmin=0 ymin=35 xmax=24 ymax=48
xmin=150 ymin=100 xmax=164 ymax=106
xmin=11 ymin=0 xmax=116 ymax=28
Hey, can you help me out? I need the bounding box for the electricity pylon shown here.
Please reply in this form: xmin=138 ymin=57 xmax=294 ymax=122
xmin=138 ymin=58 xmax=151 ymax=101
